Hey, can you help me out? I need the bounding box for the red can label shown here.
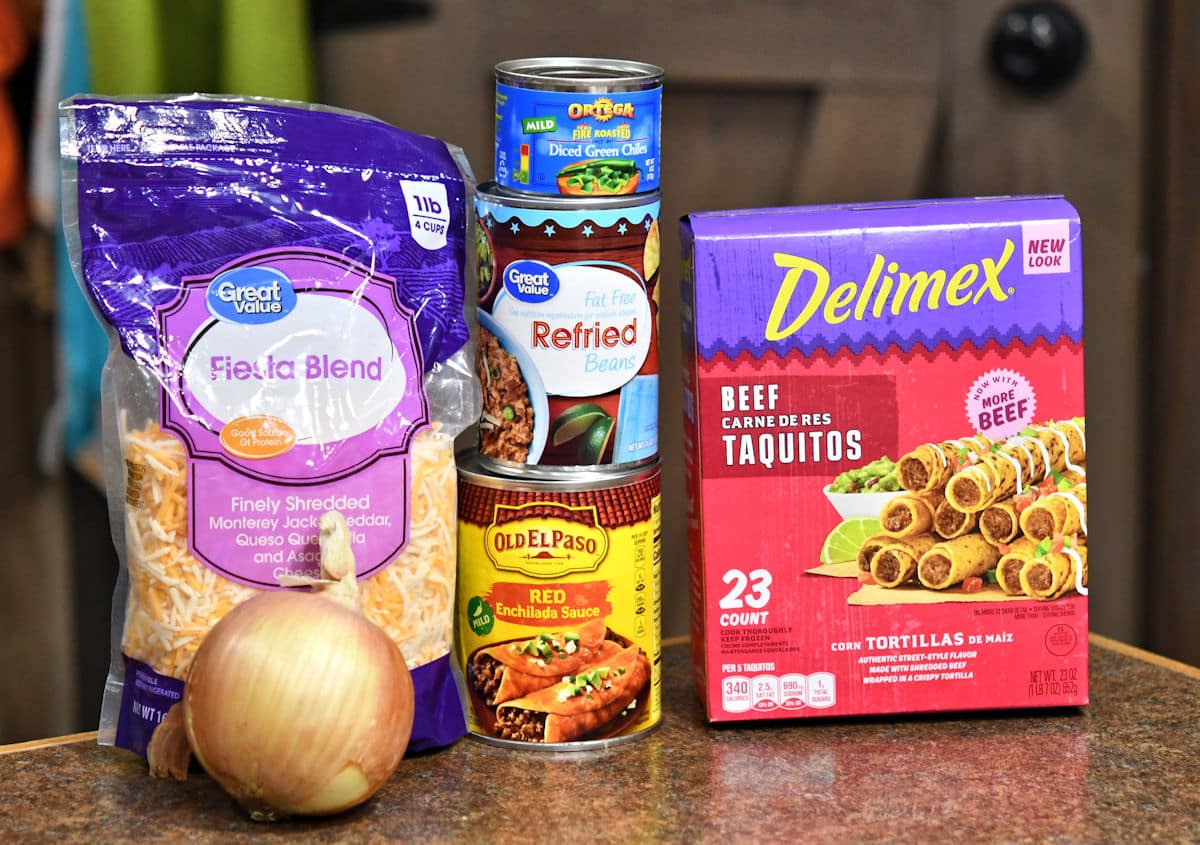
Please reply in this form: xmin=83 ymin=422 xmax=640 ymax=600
xmin=475 ymin=189 xmax=660 ymax=469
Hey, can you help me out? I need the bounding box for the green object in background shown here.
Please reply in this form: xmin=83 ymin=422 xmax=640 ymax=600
xmin=819 ymin=517 xmax=884 ymax=565
xmin=83 ymin=0 xmax=314 ymax=101
xmin=221 ymin=0 xmax=315 ymax=101
xmin=158 ymin=0 xmax=221 ymax=93
xmin=84 ymin=0 xmax=165 ymax=94
xmin=577 ymin=415 xmax=615 ymax=464
xmin=550 ymin=403 xmax=609 ymax=448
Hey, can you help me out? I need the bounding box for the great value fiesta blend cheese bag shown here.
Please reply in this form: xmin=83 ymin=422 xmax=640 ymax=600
xmin=62 ymin=96 xmax=479 ymax=754
xmin=681 ymin=197 xmax=1087 ymax=720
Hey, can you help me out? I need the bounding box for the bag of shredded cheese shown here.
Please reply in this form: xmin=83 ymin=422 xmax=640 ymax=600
xmin=60 ymin=95 xmax=480 ymax=756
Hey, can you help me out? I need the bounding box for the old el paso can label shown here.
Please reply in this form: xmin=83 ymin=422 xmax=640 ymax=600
xmin=475 ymin=185 xmax=660 ymax=469
xmin=456 ymin=455 xmax=662 ymax=748
xmin=494 ymin=58 xmax=662 ymax=196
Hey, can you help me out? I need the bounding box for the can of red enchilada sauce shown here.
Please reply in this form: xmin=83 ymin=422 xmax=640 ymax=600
xmin=494 ymin=57 xmax=663 ymax=197
xmin=456 ymin=451 xmax=662 ymax=749
xmin=475 ymin=183 xmax=660 ymax=474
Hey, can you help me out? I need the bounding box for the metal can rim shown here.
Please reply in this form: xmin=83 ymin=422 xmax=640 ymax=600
xmin=476 ymin=452 xmax=659 ymax=483
xmin=457 ymin=450 xmax=661 ymax=491
xmin=476 ymin=181 xmax=660 ymax=212
xmin=495 ymin=57 xmax=664 ymax=92
xmin=467 ymin=719 xmax=661 ymax=752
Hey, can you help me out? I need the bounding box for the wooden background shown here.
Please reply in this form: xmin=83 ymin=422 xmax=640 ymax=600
xmin=1145 ymin=0 xmax=1199 ymax=673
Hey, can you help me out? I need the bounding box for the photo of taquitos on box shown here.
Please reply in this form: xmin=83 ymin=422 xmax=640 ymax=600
xmin=943 ymin=420 xmax=1085 ymax=513
xmin=815 ymin=418 xmax=1088 ymax=605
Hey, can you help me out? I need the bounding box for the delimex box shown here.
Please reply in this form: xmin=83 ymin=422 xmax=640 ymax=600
xmin=680 ymin=197 xmax=1088 ymax=721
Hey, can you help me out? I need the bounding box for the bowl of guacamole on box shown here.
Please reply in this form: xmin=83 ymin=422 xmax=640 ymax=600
xmin=824 ymin=457 xmax=902 ymax=519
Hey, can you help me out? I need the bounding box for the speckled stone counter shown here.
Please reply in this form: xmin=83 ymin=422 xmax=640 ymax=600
xmin=1 ymin=635 xmax=1197 ymax=843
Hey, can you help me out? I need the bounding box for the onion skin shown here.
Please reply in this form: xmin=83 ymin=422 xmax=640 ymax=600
xmin=183 ymin=590 xmax=415 ymax=819
xmin=146 ymin=511 xmax=416 ymax=819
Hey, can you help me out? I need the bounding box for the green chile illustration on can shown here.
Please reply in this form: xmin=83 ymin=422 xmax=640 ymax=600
xmin=557 ymin=159 xmax=640 ymax=196
xmin=476 ymin=223 xmax=495 ymax=302
xmin=468 ymin=596 xmax=496 ymax=637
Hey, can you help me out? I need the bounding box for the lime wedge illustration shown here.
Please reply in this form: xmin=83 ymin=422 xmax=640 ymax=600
xmin=551 ymin=403 xmax=610 ymax=447
xmin=577 ymin=415 xmax=615 ymax=464
xmin=819 ymin=517 xmax=883 ymax=564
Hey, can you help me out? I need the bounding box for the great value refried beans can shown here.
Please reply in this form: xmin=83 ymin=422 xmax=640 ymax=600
xmin=456 ymin=452 xmax=662 ymax=749
xmin=494 ymin=57 xmax=663 ymax=197
xmin=474 ymin=183 xmax=660 ymax=473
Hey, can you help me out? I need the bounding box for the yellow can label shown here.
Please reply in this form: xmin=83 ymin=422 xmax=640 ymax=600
xmin=456 ymin=467 xmax=661 ymax=746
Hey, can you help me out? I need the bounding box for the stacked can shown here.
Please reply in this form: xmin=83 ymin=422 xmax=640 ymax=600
xmin=457 ymin=58 xmax=665 ymax=748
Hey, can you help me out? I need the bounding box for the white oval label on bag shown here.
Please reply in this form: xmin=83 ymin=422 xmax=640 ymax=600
xmin=183 ymin=293 xmax=408 ymax=444
xmin=491 ymin=263 xmax=651 ymax=396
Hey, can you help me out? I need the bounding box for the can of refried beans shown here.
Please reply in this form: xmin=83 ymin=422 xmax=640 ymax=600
xmin=474 ymin=183 xmax=660 ymax=475
xmin=455 ymin=452 xmax=662 ymax=749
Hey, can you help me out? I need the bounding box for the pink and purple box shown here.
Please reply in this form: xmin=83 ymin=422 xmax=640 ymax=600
xmin=681 ymin=196 xmax=1087 ymax=721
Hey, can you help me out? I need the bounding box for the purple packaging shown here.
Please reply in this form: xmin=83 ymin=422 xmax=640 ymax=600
xmin=681 ymin=196 xmax=1088 ymax=722
xmin=61 ymin=96 xmax=480 ymax=756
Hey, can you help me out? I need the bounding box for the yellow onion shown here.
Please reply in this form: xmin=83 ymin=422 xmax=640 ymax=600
xmin=148 ymin=511 xmax=414 ymax=820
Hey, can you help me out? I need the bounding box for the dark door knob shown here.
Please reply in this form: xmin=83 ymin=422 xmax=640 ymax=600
xmin=990 ymin=2 xmax=1088 ymax=94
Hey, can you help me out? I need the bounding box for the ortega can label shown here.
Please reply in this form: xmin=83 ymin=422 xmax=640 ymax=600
xmin=494 ymin=57 xmax=663 ymax=196
xmin=474 ymin=184 xmax=660 ymax=472
xmin=456 ymin=453 xmax=662 ymax=749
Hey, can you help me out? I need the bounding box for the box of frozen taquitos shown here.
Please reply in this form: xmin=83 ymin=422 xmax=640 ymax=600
xmin=680 ymin=196 xmax=1087 ymax=721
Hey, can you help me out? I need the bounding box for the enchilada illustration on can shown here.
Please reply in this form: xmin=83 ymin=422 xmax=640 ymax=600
xmin=456 ymin=452 xmax=662 ymax=748
xmin=494 ymin=57 xmax=663 ymax=196
xmin=475 ymin=183 xmax=660 ymax=472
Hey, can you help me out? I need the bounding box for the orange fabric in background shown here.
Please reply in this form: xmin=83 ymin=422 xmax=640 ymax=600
xmin=0 ymin=0 xmax=28 ymax=246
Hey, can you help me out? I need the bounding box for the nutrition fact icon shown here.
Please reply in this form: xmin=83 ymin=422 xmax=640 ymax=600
xmin=721 ymin=671 xmax=836 ymax=713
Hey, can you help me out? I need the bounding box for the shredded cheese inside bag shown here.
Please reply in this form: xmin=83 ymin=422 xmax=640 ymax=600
xmin=360 ymin=430 xmax=458 ymax=667
xmin=63 ymin=95 xmax=479 ymax=757
xmin=122 ymin=425 xmax=457 ymax=678
xmin=122 ymin=425 xmax=255 ymax=679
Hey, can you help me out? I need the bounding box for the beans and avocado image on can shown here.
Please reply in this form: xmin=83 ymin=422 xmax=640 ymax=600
xmin=456 ymin=453 xmax=662 ymax=749
xmin=474 ymin=183 xmax=660 ymax=473
xmin=494 ymin=57 xmax=663 ymax=197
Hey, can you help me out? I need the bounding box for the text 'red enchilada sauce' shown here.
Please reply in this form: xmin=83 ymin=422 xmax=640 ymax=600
xmin=475 ymin=183 xmax=661 ymax=472
xmin=456 ymin=452 xmax=662 ymax=748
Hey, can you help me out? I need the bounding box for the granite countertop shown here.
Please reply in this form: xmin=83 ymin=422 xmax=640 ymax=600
xmin=1 ymin=635 xmax=1197 ymax=842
